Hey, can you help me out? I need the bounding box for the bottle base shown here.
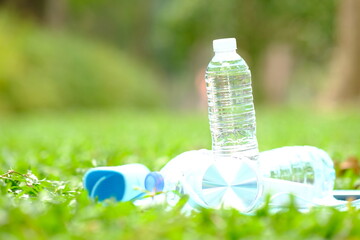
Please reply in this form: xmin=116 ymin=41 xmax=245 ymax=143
xmin=200 ymin=158 xmax=261 ymax=212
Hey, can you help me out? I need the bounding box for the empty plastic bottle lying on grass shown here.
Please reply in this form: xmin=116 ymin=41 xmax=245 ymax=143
xmin=142 ymin=146 xmax=360 ymax=213
xmin=83 ymin=163 xmax=150 ymax=202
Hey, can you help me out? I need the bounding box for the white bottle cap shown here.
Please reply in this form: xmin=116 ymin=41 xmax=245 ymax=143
xmin=213 ymin=38 xmax=237 ymax=52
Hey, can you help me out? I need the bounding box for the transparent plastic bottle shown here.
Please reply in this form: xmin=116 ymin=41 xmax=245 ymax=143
xmin=144 ymin=150 xmax=213 ymax=208
xmin=143 ymin=150 xmax=260 ymax=212
xmin=200 ymin=146 xmax=337 ymax=211
xmin=205 ymin=38 xmax=258 ymax=160
xmin=144 ymin=146 xmax=339 ymax=212
xmin=258 ymin=146 xmax=335 ymax=199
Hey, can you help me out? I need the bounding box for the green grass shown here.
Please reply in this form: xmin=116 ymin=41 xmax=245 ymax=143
xmin=0 ymin=108 xmax=360 ymax=239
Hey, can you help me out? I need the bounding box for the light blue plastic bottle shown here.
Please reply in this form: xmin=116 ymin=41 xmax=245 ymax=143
xmin=83 ymin=163 xmax=150 ymax=202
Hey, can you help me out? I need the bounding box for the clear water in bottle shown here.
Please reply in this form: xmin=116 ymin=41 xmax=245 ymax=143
xmin=205 ymin=38 xmax=259 ymax=160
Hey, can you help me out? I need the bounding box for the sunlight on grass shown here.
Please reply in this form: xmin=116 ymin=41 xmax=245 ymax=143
xmin=0 ymin=108 xmax=359 ymax=239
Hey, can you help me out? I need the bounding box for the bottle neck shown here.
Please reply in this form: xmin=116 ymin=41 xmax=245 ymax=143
xmin=212 ymin=50 xmax=240 ymax=61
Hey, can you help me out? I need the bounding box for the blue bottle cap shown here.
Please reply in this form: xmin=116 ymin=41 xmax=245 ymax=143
xmin=83 ymin=163 xmax=150 ymax=202
xmin=145 ymin=172 xmax=164 ymax=192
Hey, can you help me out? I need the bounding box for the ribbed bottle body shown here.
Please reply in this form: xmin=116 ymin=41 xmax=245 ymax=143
xmin=205 ymin=53 xmax=258 ymax=160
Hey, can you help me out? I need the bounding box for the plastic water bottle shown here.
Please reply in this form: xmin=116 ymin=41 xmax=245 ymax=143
xmin=258 ymin=146 xmax=335 ymax=200
xmin=144 ymin=150 xmax=213 ymax=208
xmin=198 ymin=146 xmax=337 ymax=211
xmin=144 ymin=150 xmax=260 ymax=212
xmin=145 ymin=146 xmax=337 ymax=212
xmin=205 ymin=38 xmax=258 ymax=160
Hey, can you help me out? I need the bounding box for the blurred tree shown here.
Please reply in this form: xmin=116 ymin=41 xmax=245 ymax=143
xmin=0 ymin=0 xmax=67 ymax=28
xmin=0 ymin=0 xmax=340 ymax=108
xmin=0 ymin=15 xmax=165 ymax=112
xmin=0 ymin=0 xmax=45 ymax=21
xmin=320 ymin=0 xmax=360 ymax=107
xmin=260 ymin=43 xmax=294 ymax=104
xmin=67 ymin=0 xmax=154 ymax=59
xmin=149 ymin=0 xmax=336 ymax=103
xmin=45 ymin=0 xmax=67 ymax=29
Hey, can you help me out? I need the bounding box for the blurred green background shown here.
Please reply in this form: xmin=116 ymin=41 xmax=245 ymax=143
xmin=0 ymin=0 xmax=359 ymax=113
xmin=1 ymin=1 xmax=360 ymax=238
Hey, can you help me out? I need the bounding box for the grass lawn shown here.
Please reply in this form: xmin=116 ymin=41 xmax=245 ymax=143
xmin=0 ymin=107 xmax=359 ymax=239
